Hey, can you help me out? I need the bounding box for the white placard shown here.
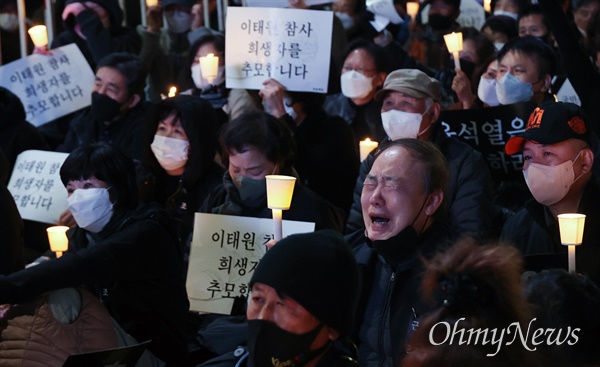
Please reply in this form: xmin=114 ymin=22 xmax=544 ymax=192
xmin=556 ymin=78 xmax=582 ymax=106
xmin=7 ymin=150 xmax=69 ymax=224
xmin=187 ymin=213 xmax=315 ymax=314
xmin=243 ymin=0 xmax=333 ymax=8
xmin=456 ymin=0 xmax=485 ymax=30
xmin=225 ymin=7 xmax=333 ymax=93
xmin=0 ymin=43 xmax=95 ymax=127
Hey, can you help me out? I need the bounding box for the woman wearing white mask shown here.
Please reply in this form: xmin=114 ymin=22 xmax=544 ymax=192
xmin=141 ymin=94 xmax=224 ymax=253
xmin=0 ymin=143 xmax=190 ymax=366
xmin=323 ymin=39 xmax=388 ymax=145
xmin=183 ymin=33 xmax=261 ymax=125
xmin=495 ymin=35 xmax=556 ymax=105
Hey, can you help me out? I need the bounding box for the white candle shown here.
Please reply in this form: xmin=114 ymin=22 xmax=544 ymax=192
xmin=28 ymin=25 xmax=48 ymax=47
xmin=168 ymin=86 xmax=177 ymax=98
xmin=444 ymin=32 xmax=463 ymax=70
xmin=483 ymin=0 xmax=491 ymax=13
xmin=146 ymin=0 xmax=159 ymax=6
xmin=266 ymin=175 xmax=296 ymax=241
xmin=407 ymin=2 xmax=419 ymax=19
xmin=47 ymin=226 xmax=69 ymax=258
xmin=199 ymin=53 xmax=219 ymax=84
xmin=558 ymin=213 xmax=586 ymax=273
xmin=359 ymin=138 xmax=378 ymax=162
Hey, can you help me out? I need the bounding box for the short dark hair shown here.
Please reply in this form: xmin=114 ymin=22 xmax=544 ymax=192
xmin=60 ymin=143 xmax=139 ymax=212
xmin=482 ymin=14 xmax=518 ymax=40
xmin=96 ymin=52 xmax=147 ymax=98
xmin=519 ymin=4 xmax=550 ymax=32
xmin=188 ymin=33 xmax=225 ymax=70
xmin=497 ymin=35 xmax=557 ymax=78
xmin=342 ymin=38 xmax=389 ymax=74
xmin=219 ymin=110 xmax=296 ymax=174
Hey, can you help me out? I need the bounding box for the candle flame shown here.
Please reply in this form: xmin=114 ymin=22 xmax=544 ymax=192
xmin=168 ymin=86 xmax=177 ymax=98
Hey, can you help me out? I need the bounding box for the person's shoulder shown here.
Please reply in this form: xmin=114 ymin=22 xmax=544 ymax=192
xmin=197 ymin=347 xmax=248 ymax=367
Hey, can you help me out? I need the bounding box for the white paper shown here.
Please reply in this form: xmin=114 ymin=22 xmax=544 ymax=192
xmin=556 ymin=78 xmax=582 ymax=106
xmin=225 ymin=7 xmax=333 ymax=93
xmin=456 ymin=0 xmax=485 ymax=30
xmin=243 ymin=0 xmax=333 ymax=8
xmin=0 ymin=44 xmax=94 ymax=127
xmin=7 ymin=150 xmax=69 ymax=224
xmin=186 ymin=213 xmax=315 ymax=314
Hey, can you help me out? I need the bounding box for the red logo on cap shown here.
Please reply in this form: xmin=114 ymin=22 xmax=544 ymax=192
xmin=568 ymin=117 xmax=587 ymax=135
xmin=527 ymin=107 xmax=544 ymax=130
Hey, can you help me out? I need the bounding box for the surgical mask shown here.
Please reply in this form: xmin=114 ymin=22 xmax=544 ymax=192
xmin=496 ymin=73 xmax=533 ymax=105
xmin=477 ymin=77 xmax=500 ymax=107
xmin=165 ymin=10 xmax=192 ymax=33
xmin=150 ymin=134 xmax=189 ymax=172
xmin=247 ymin=320 xmax=329 ymax=367
xmin=0 ymin=13 xmax=18 ymax=32
xmin=494 ymin=42 xmax=505 ymax=51
xmin=335 ymin=12 xmax=355 ymax=30
xmin=283 ymin=98 xmax=298 ymax=121
xmin=90 ymin=92 xmax=123 ymax=122
xmin=381 ymin=108 xmax=430 ymax=139
xmin=67 ymin=188 xmax=113 ymax=233
xmin=523 ymin=151 xmax=583 ymax=206
xmin=234 ymin=176 xmax=268 ymax=207
xmin=191 ymin=63 xmax=225 ymax=89
xmin=341 ymin=70 xmax=374 ymax=99
xmin=493 ymin=10 xmax=518 ymax=20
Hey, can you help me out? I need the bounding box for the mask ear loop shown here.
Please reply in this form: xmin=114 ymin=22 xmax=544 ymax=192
xmin=417 ymin=102 xmax=434 ymax=138
xmin=410 ymin=194 xmax=430 ymax=236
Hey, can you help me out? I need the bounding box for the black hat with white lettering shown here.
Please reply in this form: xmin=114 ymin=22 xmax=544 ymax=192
xmin=505 ymin=101 xmax=592 ymax=155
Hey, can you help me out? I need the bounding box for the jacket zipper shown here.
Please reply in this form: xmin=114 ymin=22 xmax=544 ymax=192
xmin=378 ymin=271 xmax=395 ymax=367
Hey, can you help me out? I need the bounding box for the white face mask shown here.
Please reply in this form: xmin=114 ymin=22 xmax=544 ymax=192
xmin=0 ymin=13 xmax=18 ymax=32
xmin=151 ymin=134 xmax=189 ymax=172
xmin=496 ymin=72 xmax=534 ymax=105
xmin=477 ymin=77 xmax=500 ymax=107
xmin=191 ymin=63 xmax=225 ymax=89
xmin=341 ymin=70 xmax=374 ymax=99
xmin=381 ymin=108 xmax=430 ymax=139
xmin=165 ymin=10 xmax=192 ymax=34
xmin=523 ymin=151 xmax=583 ymax=206
xmin=67 ymin=188 xmax=113 ymax=233
xmin=335 ymin=12 xmax=355 ymax=30
xmin=494 ymin=42 xmax=505 ymax=51
xmin=493 ymin=10 xmax=518 ymax=19
xmin=283 ymin=97 xmax=298 ymax=121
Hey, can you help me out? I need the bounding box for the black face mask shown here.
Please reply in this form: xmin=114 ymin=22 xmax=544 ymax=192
xmin=247 ymin=319 xmax=329 ymax=367
xmin=428 ymin=14 xmax=453 ymax=31
xmin=91 ymin=92 xmax=123 ymax=123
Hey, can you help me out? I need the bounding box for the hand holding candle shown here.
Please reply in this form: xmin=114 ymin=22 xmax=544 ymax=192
xmin=47 ymin=226 xmax=69 ymax=258
xmin=199 ymin=53 xmax=219 ymax=85
xmin=443 ymin=32 xmax=463 ymax=70
xmin=558 ymin=213 xmax=586 ymax=273
xmin=266 ymin=175 xmax=296 ymax=241
xmin=359 ymin=138 xmax=378 ymax=162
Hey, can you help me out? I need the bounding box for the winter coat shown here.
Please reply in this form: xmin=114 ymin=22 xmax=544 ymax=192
xmin=345 ymin=123 xmax=494 ymax=239
xmin=0 ymin=203 xmax=189 ymax=365
xmin=501 ymin=179 xmax=600 ymax=286
xmin=323 ymin=93 xmax=387 ymax=144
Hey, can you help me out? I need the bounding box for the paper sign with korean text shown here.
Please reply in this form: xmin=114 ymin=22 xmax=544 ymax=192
xmin=7 ymin=150 xmax=69 ymax=224
xmin=438 ymin=101 xmax=537 ymax=182
xmin=187 ymin=213 xmax=315 ymax=314
xmin=0 ymin=43 xmax=94 ymax=127
xmin=225 ymin=7 xmax=333 ymax=93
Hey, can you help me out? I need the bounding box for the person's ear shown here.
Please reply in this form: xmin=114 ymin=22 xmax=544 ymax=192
xmin=540 ymin=74 xmax=552 ymax=93
xmin=424 ymin=188 xmax=444 ymax=216
xmin=374 ymin=72 xmax=387 ymax=88
xmin=581 ymin=148 xmax=594 ymax=175
xmin=430 ymin=101 xmax=441 ymax=121
xmin=126 ymin=94 xmax=141 ymax=109
xmin=326 ymin=326 xmax=340 ymax=341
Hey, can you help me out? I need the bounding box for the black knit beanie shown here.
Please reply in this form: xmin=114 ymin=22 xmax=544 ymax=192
xmin=249 ymin=230 xmax=360 ymax=337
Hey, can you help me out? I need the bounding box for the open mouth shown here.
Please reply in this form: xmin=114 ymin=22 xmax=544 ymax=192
xmin=371 ymin=216 xmax=390 ymax=225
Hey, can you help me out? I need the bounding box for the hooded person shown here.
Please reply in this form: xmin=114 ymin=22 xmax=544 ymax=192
xmin=197 ymin=229 xmax=361 ymax=367
xmin=50 ymin=0 xmax=141 ymax=69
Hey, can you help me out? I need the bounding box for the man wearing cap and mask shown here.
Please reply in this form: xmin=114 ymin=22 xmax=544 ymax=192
xmin=346 ymin=68 xmax=493 ymax=240
xmin=197 ymin=230 xmax=361 ymax=367
xmin=139 ymin=0 xmax=206 ymax=101
xmin=501 ymin=101 xmax=600 ymax=286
